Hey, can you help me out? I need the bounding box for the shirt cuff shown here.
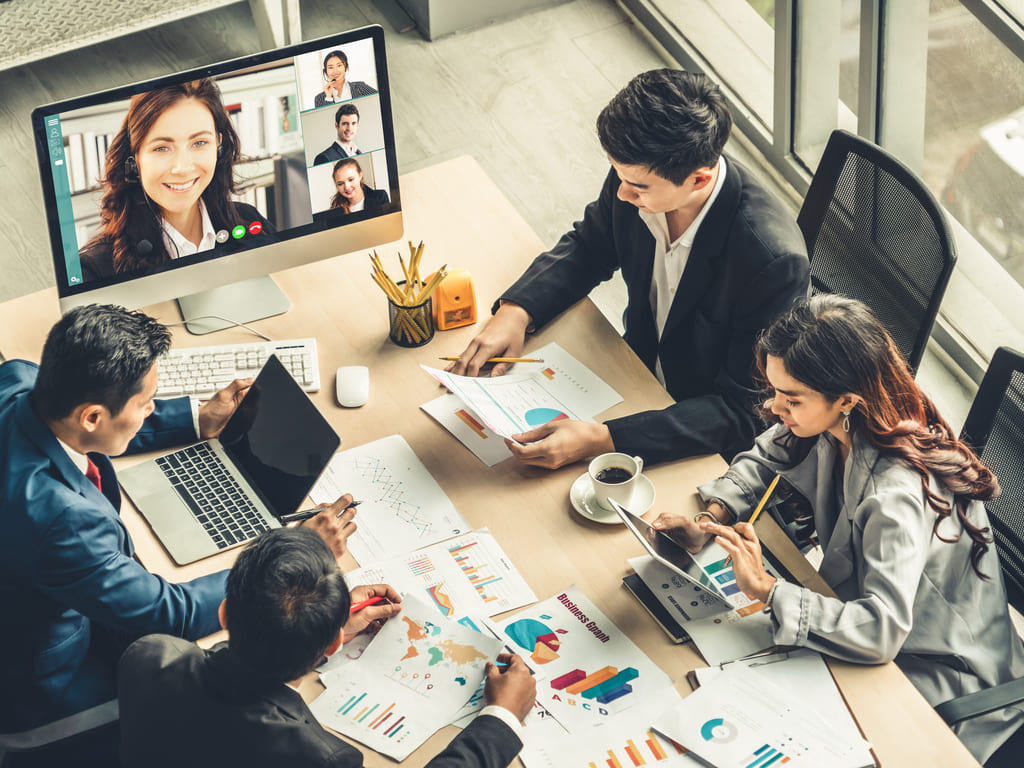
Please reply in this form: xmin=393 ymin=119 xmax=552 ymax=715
xmin=478 ymin=704 xmax=524 ymax=739
xmin=190 ymin=397 xmax=201 ymax=439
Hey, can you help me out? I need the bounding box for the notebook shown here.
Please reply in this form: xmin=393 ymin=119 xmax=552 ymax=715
xmin=120 ymin=354 xmax=340 ymax=565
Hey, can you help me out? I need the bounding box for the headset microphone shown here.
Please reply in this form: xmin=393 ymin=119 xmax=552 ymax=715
xmin=137 ymin=239 xmax=153 ymax=256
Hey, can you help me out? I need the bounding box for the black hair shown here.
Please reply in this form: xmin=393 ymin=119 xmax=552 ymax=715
xmin=322 ymin=49 xmax=349 ymax=76
xmin=225 ymin=527 xmax=350 ymax=683
xmin=596 ymin=69 xmax=732 ymax=185
xmin=31 ymin=304 xmax=171 ymax=420
xmin=334 ymin=102 xmax=359 ymax=124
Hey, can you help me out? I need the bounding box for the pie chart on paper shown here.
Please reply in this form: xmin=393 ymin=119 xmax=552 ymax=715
xmin=524 ymin=408 xmax=570 ymax=427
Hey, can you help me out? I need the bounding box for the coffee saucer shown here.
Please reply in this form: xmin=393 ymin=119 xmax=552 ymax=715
xmin=569 ymin=471 xmax=655 ymax=525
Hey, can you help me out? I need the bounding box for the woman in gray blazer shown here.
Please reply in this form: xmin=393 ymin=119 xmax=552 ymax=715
xmin=655 ymin=294 xmax=1024 ymax=766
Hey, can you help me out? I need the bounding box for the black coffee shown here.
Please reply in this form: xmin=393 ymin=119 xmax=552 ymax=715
xmin=596 ymin=466 xmax=633 ymax=484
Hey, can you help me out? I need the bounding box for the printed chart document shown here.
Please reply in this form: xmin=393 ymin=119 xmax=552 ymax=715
xmin=653 ymin=665 xmax=874 ymax=768
xmin=309 ymin=434 xmax=469 ymax=563
xmin=692 ymin=649 xmax=874 ymax=767
xmin=344 ymin=528 xmax=537 ymax=621
xmin=313 ymin=595 xmax=503 ymax=761
xmin=519 ymin=686 xmax=700 ymax=768
xmin=493 ymin=585 xmax=675 ymax=732
xmin=421 ymin=343 xmax=622 ymax=464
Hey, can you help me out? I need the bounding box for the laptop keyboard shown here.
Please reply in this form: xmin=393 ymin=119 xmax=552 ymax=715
xmin=155 ymin=443 xmax=272 ymax=549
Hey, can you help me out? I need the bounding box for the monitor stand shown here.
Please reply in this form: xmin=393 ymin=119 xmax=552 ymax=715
xmin=177 ymin=275 xmax=291 ymax=335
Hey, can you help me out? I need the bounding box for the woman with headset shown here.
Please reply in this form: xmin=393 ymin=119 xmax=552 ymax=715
xmin=78 ymin=78 xmax=273 ymax=282
xmin=313 ymin=49 xmax=377 ymax=108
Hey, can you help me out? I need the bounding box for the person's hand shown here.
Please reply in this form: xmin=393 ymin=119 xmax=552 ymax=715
xmin=505 ymin=420 xmax=614 ymax=469
xmin=300 ymin=493 xmax=359 ymax=560
xmin=342 ymin=583 xmax=402 ymax=638
xmin=651 ymin=501 xmax=729 ymax=553
xmin=700 ymin=520 xmax=775 ymax=601
xmin=484 ymin=653 xmax=536 ymax=722
xmin=447 ymin=303 xmax=532 ymax=377
xmin=322 ymin=78 xmax=338 ymax=99
xmin=198 ymin=378 xmax=253 ymax=439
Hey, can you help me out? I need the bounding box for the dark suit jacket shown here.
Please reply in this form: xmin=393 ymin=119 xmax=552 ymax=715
xmin=501 ymin=158 xmax=809 ymax=463
xmin=119 ymin=635 xmax=524 ymax=768
xmin=0 ymin=361 xmax=228 ymax=730
xmin=313 ymin=188 xmax=391 ymax=224
xmin=313 ymin=142 xmax=361 ymax=166
xmin=78 ymin=202 xmax=274 ymax=283
xmin=313 ymin=81 xmax=378 ymax=108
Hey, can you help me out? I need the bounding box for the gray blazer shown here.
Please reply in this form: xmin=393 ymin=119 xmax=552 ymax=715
xmin=699 ymin=425 xmax=1024 ymax=763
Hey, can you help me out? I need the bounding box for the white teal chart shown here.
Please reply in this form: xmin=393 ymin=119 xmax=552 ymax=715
xmin=309 ymin=434 xmax=469 ymax=563
xmin=313 ymin=595 xmax=503 ymax=761
xmin=494 ymin=586 xmax=674 ymax=731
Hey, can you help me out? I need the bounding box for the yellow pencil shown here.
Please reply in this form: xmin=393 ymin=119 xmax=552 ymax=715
xmin=723 ymin=473 xmax=780 ymax=566
xmin=438 ymin=357 xmax=545 ymax=363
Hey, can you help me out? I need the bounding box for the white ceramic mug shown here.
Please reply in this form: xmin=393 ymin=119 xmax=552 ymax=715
xmin=588 ymin=452 xmax=644 ymax=512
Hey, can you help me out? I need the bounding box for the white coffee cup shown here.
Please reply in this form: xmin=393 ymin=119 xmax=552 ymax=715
xmin=588 ymin=452 xmax=644 ymax=512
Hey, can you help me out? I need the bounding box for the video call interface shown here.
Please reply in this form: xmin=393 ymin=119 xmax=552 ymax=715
xmin=40 ymin=35 xmax=395 ymax=289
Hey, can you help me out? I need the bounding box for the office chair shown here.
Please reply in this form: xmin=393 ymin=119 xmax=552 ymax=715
xmin=0 ymin=700 xmax=118 ymax=766
xmin=797 ymin=129 xmax=957 ymax=372
xmin=934 ymin=346 xmax=1024 ymax=729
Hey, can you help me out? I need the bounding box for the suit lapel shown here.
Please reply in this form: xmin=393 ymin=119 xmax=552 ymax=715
xmin=660 ymin=159 xmax=742 ymax=337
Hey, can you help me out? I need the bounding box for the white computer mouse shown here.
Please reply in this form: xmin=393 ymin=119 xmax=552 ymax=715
xmin=335 ymin=365 xmax=369 ymax=407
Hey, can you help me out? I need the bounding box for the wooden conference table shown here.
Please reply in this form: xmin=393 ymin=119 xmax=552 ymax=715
xmin=0 ymin=156 xmax=978 ymax=766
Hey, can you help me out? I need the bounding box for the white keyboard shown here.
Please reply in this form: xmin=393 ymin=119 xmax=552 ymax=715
xmin=156 ymin=338 xmax=320 ymax=398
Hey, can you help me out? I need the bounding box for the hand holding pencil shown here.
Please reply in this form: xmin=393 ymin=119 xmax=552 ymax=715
xmin=342 ymin=584 xmax=402 ymax=639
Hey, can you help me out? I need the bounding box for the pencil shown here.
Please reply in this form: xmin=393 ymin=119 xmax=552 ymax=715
xmin=723 ymin=474 xmax=780 ymax=566
xmin=349 ymin=595 xmax=385 ymax=614
xmin=438 ymin=357 xmax=544 ymax=363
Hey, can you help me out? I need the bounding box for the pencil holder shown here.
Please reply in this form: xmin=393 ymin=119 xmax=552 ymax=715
xmin=387 ymin=282 xmax=434 ymax=347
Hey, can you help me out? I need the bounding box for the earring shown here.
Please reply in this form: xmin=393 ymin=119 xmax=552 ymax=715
xmin=842 ymin=409 xmax=851 ymax=433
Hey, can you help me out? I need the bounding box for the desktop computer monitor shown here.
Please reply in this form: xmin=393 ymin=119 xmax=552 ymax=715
xmin=31 ymin=24 xmax=402 ymax=333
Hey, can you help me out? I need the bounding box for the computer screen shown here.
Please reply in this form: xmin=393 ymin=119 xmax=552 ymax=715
xmin=32 ymin=24 xmax=402 ymax=332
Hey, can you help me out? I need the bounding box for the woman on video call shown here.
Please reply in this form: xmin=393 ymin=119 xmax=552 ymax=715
xmin=327 ymin=158 xmax=389 ymax=215
xmin=314 ymin=49 xmax=377 ymax=108
xmin=78 ymin=78 xmax=273 ymax=282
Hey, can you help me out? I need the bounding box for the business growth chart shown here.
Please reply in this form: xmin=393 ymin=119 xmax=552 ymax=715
xmin=314 ymin=595 xmax=503 ymax=760
xmin=310 ymin=434 xmax=469 ymax=563
xmin=494 ymin=586 xmax=674 ymax=732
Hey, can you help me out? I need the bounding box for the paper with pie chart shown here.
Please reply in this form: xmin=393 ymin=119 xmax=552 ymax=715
xmin=652 ymin=665 xmax=873 ymax=768
xmin=493 ymin=585 xmax=675 ymax=732
xmin=312 ymin=594 xmax=503 ymax=761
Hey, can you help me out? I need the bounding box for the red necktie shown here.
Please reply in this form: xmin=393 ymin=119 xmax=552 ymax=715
xmin=85 ymin=458 xmax=103 ymax=493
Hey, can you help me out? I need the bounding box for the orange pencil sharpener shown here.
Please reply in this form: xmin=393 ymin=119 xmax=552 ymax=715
xmin=428 ymin=268 xmax=477 ymax=330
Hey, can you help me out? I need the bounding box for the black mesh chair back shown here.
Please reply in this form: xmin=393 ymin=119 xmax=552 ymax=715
xmin=798 ymin=130 xmax=957 ymax=372
xmin=960 ymin=346 xmax=1024 ymax=614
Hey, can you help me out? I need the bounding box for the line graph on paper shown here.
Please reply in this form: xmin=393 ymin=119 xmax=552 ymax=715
xmin=309 ymin=435 xmax=469 ymax=564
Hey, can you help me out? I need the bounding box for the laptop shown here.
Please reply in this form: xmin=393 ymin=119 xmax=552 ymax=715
xmin=610 ymin=499 xmax=733 ymax=612
xmin=120 ymin=354 xmax=341 ymax=565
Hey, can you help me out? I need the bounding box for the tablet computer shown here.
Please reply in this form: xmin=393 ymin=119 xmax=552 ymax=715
xmin=610 ymin=499 xmax=733 ymax=612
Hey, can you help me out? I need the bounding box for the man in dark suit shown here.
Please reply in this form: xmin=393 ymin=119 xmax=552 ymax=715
xmin=314 ymin=103 xmax=362 ymax=165
xmin=0 ymin=305 xmax=356 ymax=735
xmin=118 ymin=528 xmax=535 ymax=768
xmin=450 ymin=70 xmax=809 ymax=467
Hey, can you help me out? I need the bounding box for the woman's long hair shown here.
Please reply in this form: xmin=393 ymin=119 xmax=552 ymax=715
xmin=329 ymin=158 xmax=366 ymax=213
xmin=758 ymin=294 xmax=998 ymax=577
xmin=88 ymin=78 xmax=242 ymax=274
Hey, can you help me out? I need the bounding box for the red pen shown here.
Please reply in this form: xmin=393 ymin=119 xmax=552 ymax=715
xmin=349 ymin=595 xmax=386 ymax=614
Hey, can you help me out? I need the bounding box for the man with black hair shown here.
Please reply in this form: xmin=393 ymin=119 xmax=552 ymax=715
xmin=0 ymin=304 xmax=356 ymax=733
xmin=119 ymin=528 xmax=535 ymax=768
xmin=451 ymin=69 xmax=809 ymax=467
xmin=314 ymin=103 xmax=362 ymax=165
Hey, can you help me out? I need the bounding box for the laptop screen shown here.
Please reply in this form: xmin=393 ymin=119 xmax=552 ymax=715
xmin=218 ymin=354 xmax=340 ymax=517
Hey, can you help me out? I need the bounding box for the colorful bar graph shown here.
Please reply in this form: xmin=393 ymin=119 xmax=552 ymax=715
xmin=582 ymin=668 xmax=639 ymax=699
xmin=369 ymin=703 xmax=395 ymax=728
xmin=566 ymin=666 xmax=618 ymax=694
xmin=357 ymin=704 xmax=378 ymax=723
xmin=550 ymin=669 xmax=587 ymax=690
xmin=646 ymin=731 xmax=667 ymax=760
xmin=596 ymin=683 xmax=633 ymax=705
xmin=407 ymin=555 xmax=435 ymax=576
xmin=455 ymin=409 xmax=488 ymax=439
xmin=385 ymin=716 xmax=405 ymax=737
xmin=744 ymin=744 xmax=784 ymax=768
xmin=340 ymin=692 xmax=365 ymax=715
xmin=606 ymin=751 xmax=623 ymax=768
xmin=624 ymin=739 xmax=646 ymax=766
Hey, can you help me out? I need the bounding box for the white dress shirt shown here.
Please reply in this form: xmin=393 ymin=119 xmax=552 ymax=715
xmin=641 ymin=156 xmax=727 ymax=385
xmin=162 ymin=199 xmax=218 ymax=259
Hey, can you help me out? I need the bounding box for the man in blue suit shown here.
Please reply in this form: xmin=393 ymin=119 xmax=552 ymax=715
xmin=0 ymin=305 xmax=354 ymax=733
